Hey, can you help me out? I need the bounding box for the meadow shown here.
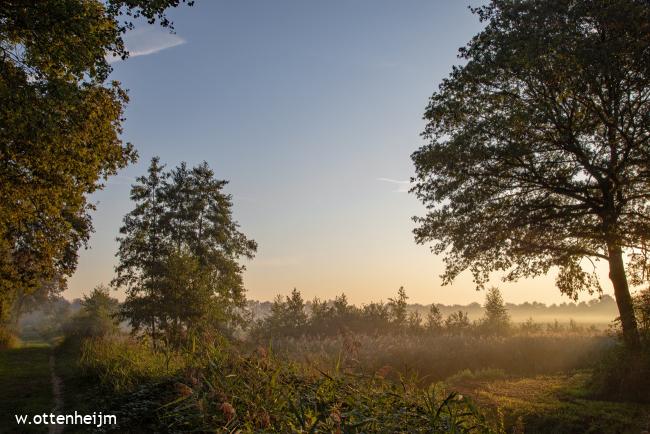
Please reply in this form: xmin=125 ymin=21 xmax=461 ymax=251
xmin=4 ymin=286 xmax=649 ymax=433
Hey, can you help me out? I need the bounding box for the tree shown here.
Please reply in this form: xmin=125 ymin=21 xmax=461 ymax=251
xmin=411 ymin=0 xmax=650 ymax=349
xmin=65 ymin=285 xmax=120 ymax=339
xmin=388 ymin=287 xmax=408 ymax=329
xmin=0 ymin=0 xmax=194 ymax=325
xmin=479 ymin=287 xmax=510 ymax=335
xmin=445 ymin=311 xmax=471 ymax=336
xmin=425 ymin=304 xmax=443 ymax=333
xmin=253 ymin=289 xmax=308 ymax=339
xmin=113 ymin=158 xmax=168 ymax=345
xmin=113 ymin=158 xmax=256 ymax=345
xmin=407 ymin=311 xmax=423 ymax=333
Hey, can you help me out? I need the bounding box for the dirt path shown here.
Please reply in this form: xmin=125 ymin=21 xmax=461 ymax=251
xmin=49 ymin=354 xmax=64 ymax=434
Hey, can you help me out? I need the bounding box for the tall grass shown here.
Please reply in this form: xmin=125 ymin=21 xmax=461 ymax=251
xmin=263 ymin=333 xmax=613 ymax=383
xmin=79 ymin=336 xmax=186 ymax=392
xmin=79 ymin=335 xmax=505 ymax=433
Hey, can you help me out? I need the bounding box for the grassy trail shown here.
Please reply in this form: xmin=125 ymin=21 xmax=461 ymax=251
xmin=449 ymin=372 xmax=650 ymax=433
xmin=0 ymin=342 xmax=56 ymax=433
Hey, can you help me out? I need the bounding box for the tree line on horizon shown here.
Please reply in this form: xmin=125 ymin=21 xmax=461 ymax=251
xmin=15 ymin=286 xmax=631 ymax=343
xmin=20 ymin=283 xmax=650 ymax=347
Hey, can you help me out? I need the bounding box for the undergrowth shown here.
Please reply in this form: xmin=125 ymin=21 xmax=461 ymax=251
xmin=79 ymin=335 xmax=504 ymax=433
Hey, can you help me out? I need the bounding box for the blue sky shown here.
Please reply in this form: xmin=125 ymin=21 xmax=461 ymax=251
xmin=67 ymin=0 xmax=612 ymax=305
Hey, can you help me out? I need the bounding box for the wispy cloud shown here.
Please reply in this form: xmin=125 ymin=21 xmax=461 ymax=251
xmin=107 ymin=28 xmax=185 ymax=63
xmin=377 ymin=177 xmax=412 ymax=193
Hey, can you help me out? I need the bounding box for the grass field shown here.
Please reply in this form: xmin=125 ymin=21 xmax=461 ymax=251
xmin=0 ymin=343 xmax=650 ymax=434
xmin=446 ymin=371 xmax=650 ymax=433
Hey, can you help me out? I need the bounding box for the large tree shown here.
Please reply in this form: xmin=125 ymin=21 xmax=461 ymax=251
xmin=114 ymin=158 xmax=256 ymax=345
xmin=0 ymin=0 xmax=193 ymax=324
xmin=411 ymin=0 xmax=650 ymax=349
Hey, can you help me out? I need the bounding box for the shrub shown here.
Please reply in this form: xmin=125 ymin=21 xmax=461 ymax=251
xmin=445 ymin=311 xmax=471 ymax=335
xmin=477 ymin=287 xmax=511 ymax=336
xmin=589 ymin=342 xmax=650 ymax=403
xmin=0 ymin=327 xmax=19 ymax=349
xmin=64 ymin=285 xmax=120 ymax=342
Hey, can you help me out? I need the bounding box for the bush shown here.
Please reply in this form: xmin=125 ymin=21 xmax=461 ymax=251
xmin=0 ymin=327 xmax=19 ymax=349
xmin=63 ymin=285 xmax=119 ymax=342
xmin=589 ymin=343 xmax=650 ymax=403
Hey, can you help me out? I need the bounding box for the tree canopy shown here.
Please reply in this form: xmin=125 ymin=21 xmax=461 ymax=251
xmin=0 ymin=0 xmax=193 ymax=325
xmin=411 ymin=0 xmax=650 ymax=348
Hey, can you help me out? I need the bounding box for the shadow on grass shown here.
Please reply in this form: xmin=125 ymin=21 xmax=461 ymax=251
xmin=0 ymin=342 xmax=53 ymax=433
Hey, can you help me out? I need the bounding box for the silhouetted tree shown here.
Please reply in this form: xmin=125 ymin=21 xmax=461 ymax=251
xmin=407 ymin=311 xmax=423 ymax=333
xmin=253 ymin=289 xmax=308 ymax=339
xmin=445 ymin=311 xmax=471 ymax=336
xmin=388 ymin=287 xmax=408 ymax=329
xmin=479 ymin=287 xmax=510 ymax=335
xmin=412 ymin=0 xmax=650 ymax=349
xmin=425 ymin=304 xmax=444 ymax=333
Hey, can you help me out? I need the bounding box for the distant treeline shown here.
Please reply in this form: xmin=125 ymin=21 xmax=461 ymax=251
xmin=18 ymin=287 xmax=620 ymax=341
xmin=247 ymin=290 xmax=620 ymax=325
xmin=247 ymin=287 xmax=621 ymax=342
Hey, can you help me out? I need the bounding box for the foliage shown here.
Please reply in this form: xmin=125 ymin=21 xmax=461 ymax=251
xmin=445 ymin=311 xmax=471 ymax=336
xmin=114 ymin=158 xmax=256 ymax=345
xmin=252 ymin=287 xmax=447 ymax=340
xmin=633 ymin=287 xmax=650 ymax=342
xmin=251 ymin=287 xmax=604 ymax=342
xmin=519 ymin=318 xmax=544 ymax=335
xmin=591 ymin=341 xmax=650 ymax=403
xmin=64 ymin=285 xmax=120 ymax=340
xmin=0 ymin=327 xmax=19 ymax=350
xmin=268 ymin=333 xmax=609 ymax=385
xmin=478 ymin=288 xmax=511 ymax=335
xmin=18 ymin=296 xmax=74 ymax=342
xmin=252 ymin=289 xmax=309 ymax=339
xmin=79 ymin=336 xmax=503 ymax=433
xmin=79 ymin=336 xmax=186 ymax=393
xmin=388 ymin=286 xmax=409 ymax=328
xmin=0 ymin=0 xmax=195 ymax=326
xmin=425 ymin=304 xmax=444 ymax=332
xmin=411 ymin=0 xmax=650 ymax=348
xmin=590 ymin=287 xmax=650 ymax=402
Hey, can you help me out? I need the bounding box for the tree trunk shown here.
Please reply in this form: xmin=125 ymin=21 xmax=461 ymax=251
xmin=607 ymin=242 xmax=640 ymax=350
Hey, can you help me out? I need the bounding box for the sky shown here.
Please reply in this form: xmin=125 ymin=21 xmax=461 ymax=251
xmin=66 ymin=0 xmax=615 ymax=306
